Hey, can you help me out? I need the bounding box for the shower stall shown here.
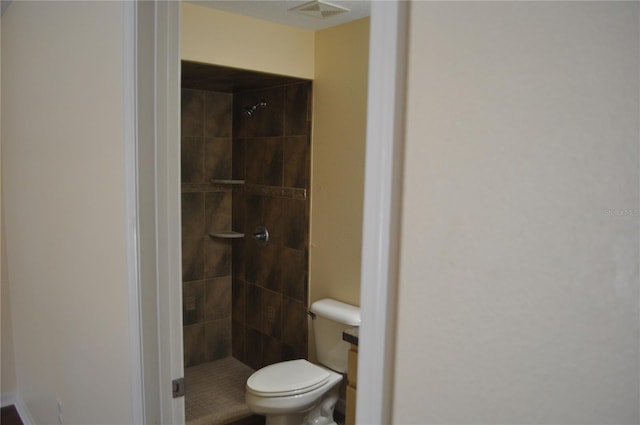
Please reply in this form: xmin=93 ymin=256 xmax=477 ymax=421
xmin=180 ymin=61 xmax=313 ymax=425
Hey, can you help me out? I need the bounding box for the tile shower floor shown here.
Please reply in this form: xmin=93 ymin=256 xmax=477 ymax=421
xmin=185 ymin=357 xmax=256 ymax=425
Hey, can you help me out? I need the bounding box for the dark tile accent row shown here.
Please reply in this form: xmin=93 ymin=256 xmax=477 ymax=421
xmin=242 ymin=184 xmax=307 ymax=200
xmin=181 ymin=183 xmax=233 ymax=193
xmin=181 ymin=183 xmax=306 ymax=200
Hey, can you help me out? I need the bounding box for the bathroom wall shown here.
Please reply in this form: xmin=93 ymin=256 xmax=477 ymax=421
xmin=181 ymin=2 xmax=314 ymax=80
xmin=1 ymin=2 xmax=133 ymax=423
xmin=181 ymin=79 xmax=311 ymax=370
xmin=231 ymin=82 xmax=312 ymax=370
xmin=394 ymin=2 xmax=639 ymax=423
xmin=0 ymin=13 xmax=18 ymax=397
xmin=181 ymin=88 xmax=235 ymax=367
xmin=309 ymin=18 xmax=369 ymax=307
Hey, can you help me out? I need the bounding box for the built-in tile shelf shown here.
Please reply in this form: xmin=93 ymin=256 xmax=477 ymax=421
xmin=209 ymin=231 xmax=245 ymax=239
xmin=210 ymin=179 xmax=245 ymax=185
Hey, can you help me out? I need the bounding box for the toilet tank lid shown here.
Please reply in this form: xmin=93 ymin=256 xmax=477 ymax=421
xmin=310 ymin=298 xmax=361 ymax=326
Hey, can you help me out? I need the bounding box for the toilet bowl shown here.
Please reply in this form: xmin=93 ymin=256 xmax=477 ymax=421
xmin=245 ymin=299 xmax=361 ymax=425
xmin=246 ymin=359 xmax=342 ymax=425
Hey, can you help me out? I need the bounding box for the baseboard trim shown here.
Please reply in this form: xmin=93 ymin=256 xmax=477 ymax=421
xmin=1 ymin=391 xmax=16 ymax=408
xmin=1 ymin=392 xmax=34 ymax=425
xmin=15 ymin=395 xmax=34 ymax=425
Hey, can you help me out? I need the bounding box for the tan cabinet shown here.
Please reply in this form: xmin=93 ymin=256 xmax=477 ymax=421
xmin=345 ymin=344 xmax=358 ymax=425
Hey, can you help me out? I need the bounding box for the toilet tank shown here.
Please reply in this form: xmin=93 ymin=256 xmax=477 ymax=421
xmin=310 ymin=298 xmax=361 ymax=373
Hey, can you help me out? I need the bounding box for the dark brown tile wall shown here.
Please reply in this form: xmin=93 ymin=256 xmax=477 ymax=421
xmin=232 ymin=81 xmax=312 ymax=370
xmin=181 ymin=79 xmax=311 ymax=371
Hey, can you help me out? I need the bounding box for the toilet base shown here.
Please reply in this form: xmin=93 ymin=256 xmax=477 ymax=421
xmin=302 ymin=385 xmax=339 ymax=425
xmin=261 ymin=385 xmax=339 ymax=425
xmin=265 ymin=413 xmax=307 ymax=425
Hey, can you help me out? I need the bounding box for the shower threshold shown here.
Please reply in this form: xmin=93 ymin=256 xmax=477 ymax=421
xmin=185 ymin=357 xmax=261 ymax=425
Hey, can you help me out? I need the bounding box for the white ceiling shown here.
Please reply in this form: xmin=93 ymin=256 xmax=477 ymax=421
xmin=187 ymin=0 xmax=371 ymax=31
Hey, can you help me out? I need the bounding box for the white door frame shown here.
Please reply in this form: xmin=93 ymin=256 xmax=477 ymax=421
xmin=126 ymin=1 xmax=409 ymax=424
xmin=357 ymin=2 xmax=408 ymax=424
xmin=125 ymin=1 xmax=184 ymax=424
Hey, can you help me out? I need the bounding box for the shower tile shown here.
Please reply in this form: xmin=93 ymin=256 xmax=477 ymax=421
xmin=205 ymin=238 xmax=232 ymax=278
xmin=255 ymin=243 xmax=282 ymax=293
xmin=205 ymin=138 xmax=232 ymax=181
xmin=182 ymin=89 xmax=204 ymax=137
xmin=261 ymin=289 xmax=282 ymax=339
xmin=246 ymin=138 xmax=282 ymax=186
xmin=244 ymin=193 xmax=264 ymax=233
xmin=246 ymin=328 xmax=263 ymax=370
xmin=182 ymin=237 xmax=204 ymax=282
xmin=283 ymin=136 xmax=308 ymax=189
xmin=232 ymin=239 xmax=246 ymax=280
xmin=281 ymin=297 xmax=307 ymax=351
xmin=263 ymin=196 xmax=282 ymax=246
xmin=245 ymin=284 xmax=263 ymax=333
xmin=183 ymin=323 xmax=207 ymax=367
xmin=182 ymin=192 xmax=205 ymax=240
xmin=262 ymin=335 xmax=283 ymax=368
xmin=232 ymin=93 xmax=248 ymax=139
xmin=232 ymin=139 xmax=246 ymax=180
xmin=244 ymin=140 xmax=261 ymax=186
xmin=181 ymin=137 xmax=205 ymax=183
xmin=204 ymin=192 xmax=232 ymax=233
xmin=244 ymin=240 xmax=259 ymax=285
xmin=303 ymin=271 xmax=309 ymax=304
xmin=232 ymin=320 xmax=247 ymax=363
xmin=205 ymin=318 xmax=231 ymax=361
xmin=260 ymin=138 xmax=283 ymax=187
xmin=245 ymin=241 xmax=282 ymax=291
xmin=204 ymin=91 xmax=233 ymax=138
xmin=183 ymin=281 xmax=205 ymax=326
xmin=205 ymin=276 xmax=232 ymax=320
xmin=282 ymin=198 xmax=305 ymax=250
xmin=232 ymin=192 xmax=246 ymax=234
xmin=232 ymin=278 xmax=246 ymax=323
xmin=281 ymin=247 xmax=305 ymax=302
xmin=284 ymin=83 xmax=310 ymax=137
xmin=282 ymin=343 xmax=306 ymax=362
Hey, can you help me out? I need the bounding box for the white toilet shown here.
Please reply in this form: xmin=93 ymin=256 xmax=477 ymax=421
xmin=245 ymin=298 xmax=361 ymax=425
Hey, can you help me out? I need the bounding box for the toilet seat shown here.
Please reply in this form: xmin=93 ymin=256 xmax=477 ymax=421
xmin=247 ymin=359 xmax=330 ymax=397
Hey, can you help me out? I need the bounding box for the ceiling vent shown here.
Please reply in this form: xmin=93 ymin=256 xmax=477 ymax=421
xmin=288 ymin=0 xmax=350 ymax=19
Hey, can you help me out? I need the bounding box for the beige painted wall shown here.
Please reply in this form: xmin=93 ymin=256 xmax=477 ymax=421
xmin=393 ymin=2 xmax=639 ymax=423
xmin=0 ymin=10 xmax=18 ymax=397
xmin=181 ymin=2 xmax=314 ymax=79
xmin=309 ymin=18 xmax=369 ymax=307
xmin=2 ymin=2 xmax=133 ymax=423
